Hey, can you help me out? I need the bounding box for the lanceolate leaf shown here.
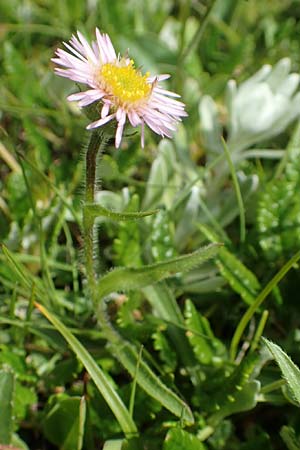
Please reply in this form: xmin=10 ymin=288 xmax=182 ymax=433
xmin=199 ymin=224 xmax=260 ymax=305
xmin=184 ymin=299 xmax=225 ymax=365
xmin=280 ymin=426 xmax=300 ymax=450
xmin=84 ymin=203 xmax=158 ymax=221
xmin=0 ymin=369 xmax=14 ymax=444
xmin=143 ymin=284 xmax=201 ymax=383
xmin=207 ymin=354 xmax=260 ymax=422
xmin=97 ymin=244 xmax=221 ymax=299
xmin=102 ymin=440 xmax=126 ymax=450
xmin=108 ymin=338 xmax=194 ymax=424
xmin=1 ymin=245 xmax=48 ymax=303
xmin=35 ymin=303 xmax=137 ymax=436
xmin=163 ymin=428 xmax=205 ymax=450
xmin=42 ymin=396 xmax=85 ymax=450
xmin=262 ymin=338 xmax=300 ymax=405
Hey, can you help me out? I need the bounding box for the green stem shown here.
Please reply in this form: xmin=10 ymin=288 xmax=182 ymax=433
xmin=260 ymin=379 xmax=286 ymax=395
xmin=82 ymin=130 xmax=195 ymax=424
xmin=83 ymin=129 xmax=127 ymax=338
xmin=85 ymin=132 xmax=101 ymax=203
xmin=82 ymin=130 xmax=139 ymax=434
xmin=82 ymin=130 xmax=122 ymax=345
xmin=82 ymin=130 xmax=123 ymax=344
xmin=83 ymin=130 xmax=107 ymax=290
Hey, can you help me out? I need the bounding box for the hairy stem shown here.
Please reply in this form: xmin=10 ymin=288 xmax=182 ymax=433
xmin=83 ymin=130 xmax=109 ymax=288
xmin=82 ymin=129 xmax=118 ymax=339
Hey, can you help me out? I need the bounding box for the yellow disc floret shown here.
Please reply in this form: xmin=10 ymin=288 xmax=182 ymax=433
xmin=100 ymin=60 xmax=151 ymax=105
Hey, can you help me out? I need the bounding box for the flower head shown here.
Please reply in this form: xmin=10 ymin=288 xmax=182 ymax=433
xmin=52 ymin=29 xmax=187 ymax=148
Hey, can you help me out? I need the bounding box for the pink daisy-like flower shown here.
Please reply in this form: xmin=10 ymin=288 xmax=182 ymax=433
xmin=52 ymin=28 xmax=187 ymax=148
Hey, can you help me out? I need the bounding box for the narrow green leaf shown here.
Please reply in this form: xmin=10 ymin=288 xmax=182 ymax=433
xmin=0 ymin=369 xmax=14 ymax=444
xmin=11 ymin=433 xmax=30 ymax=450
xmin=163 ymin=428 xmax=205 ymax=450
xmin=20 ymin=154 xmax=81 ymax=225
xmin=230 ymin=250 xmax=300 ymax=360
xmin=113 ymin=194 xmax=143 ymax=267
xmin=207 ymin=354 xmax=260 ymax=423
xmin=143 ymin=284 xmax=200 ymax=382
xmin=78 ymin=397 xmax=86 ymax=450
xmin=1 ymin=245 xmax=47 ymax=303
xmin=108 ymin=337 xmax=194 ymax=424
xmin=103 ymin=439 xmax=126 ymax=450
xmin=280 ymin=426 xmax=300 ymax=450
xmin=35 ymin=303 xmax=137 ymax=436
xmin=262 ymin=337 xmax=300 ymax=405
xmin=142 ymin=284 xmax=183 ymax=326
xmin=102 ymin=437 xmax=140 ymax=450
xmin=98 ymin=244 xmax=221 ymax=299
xmin=85 ymin=203 xmax=158 ymax=221
xmin=209 ymin=381 xmax=260 ymax=424
xmin=199 ymin=224 xmax=260 ymax=305
xmin=43 ymin=397 xmax=83 ymax=450
xmin=222 ymin=138 xmax=246 ymax=243
xmin=184 ymin=299 xmax=225 ymax=365
xmin=152 ymin=330 xmax=177 ymax=372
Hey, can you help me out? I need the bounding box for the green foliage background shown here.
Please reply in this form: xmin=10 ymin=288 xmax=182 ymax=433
xmin=1 ymin=1 xmax=300 ymax=449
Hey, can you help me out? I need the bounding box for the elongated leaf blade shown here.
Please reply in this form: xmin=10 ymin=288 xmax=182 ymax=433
xmin=109 ymin=338 xmax=194 ymax=424
xmin=98 ymin=244 xmax=221 ymax=299
xmin=280 ymin=426 xmax=300 ymax=450
xmin=163 ymin=428 xmax=205 ymax=450
xmin=143 ymin=284 xmax=200 ymax=383
xmin=1 ymin=245 xmax=47 ymax=302
xmin=43 ymin=397 xmax=83 ymax=450
xmin=0 ymin=369 xmax=14 ymax=444
xmin=35 ymin=303 xmax=137 ymax=436
xmin=199 ymin=224 xmax=260 ymax=305
xmin=103 ymin=439 xmax=126 ymax=450
xmin=262 ymin=337 xmax=300 ymax=405
xmin=184 ymin=299 xmax=225 ymax=365
xmin=85 ymin=203 xmax=158 ymax=221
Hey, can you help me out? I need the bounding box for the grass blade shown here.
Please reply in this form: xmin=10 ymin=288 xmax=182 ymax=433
xmin=230 ymin=250 xmax=300 ymax=360
xmin=0 ymin=369 xmax=14 ymax=444
xmin=35 ymin=302 xmax=137 ymax=437
xmin=222 ymin=138 xmax=246 ymax=243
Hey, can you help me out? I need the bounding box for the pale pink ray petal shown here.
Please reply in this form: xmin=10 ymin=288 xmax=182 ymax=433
xmin=54 ymin=68 xmax=92 ymax=84
xmin=52 ymin=51 xmax=85 ymax=68
xmin=143 ymin=116 xmax=173 ymax=137
xmin=78 ymin=92 xmax=105 ymax=107
xmin=152 ymin=92 xmax=186 ymax=106
xmin=62 ymin=41 xmax=88 ymax=63
xmin=115 ymin=110 xmax=127 ymax=148
xmin=147 ymin=74 xmax=170 ymax=83
xmin=77 ymin=31 xmax=98 ymax=65
xmin=149 ymin=101 xmax=188 ymax=116
xmin=69 ymin=34 xmax=85 ymax=54
xmin=153 ymin=87 xmax=181 ymax=98
xmin=128 ymin=110 xmax=142 ymax=127
xmin=101 ymin=103 xmax=110 ymax=118
xmin=86 ymin=113 xmax=116 ymax=130
xmin=103 ymin=33 xmax=117 ymax=60
xmin=67 ymin=89 xmax=100 ymax=101
xmin=96 ymin=28 xmax=111 ymax=63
